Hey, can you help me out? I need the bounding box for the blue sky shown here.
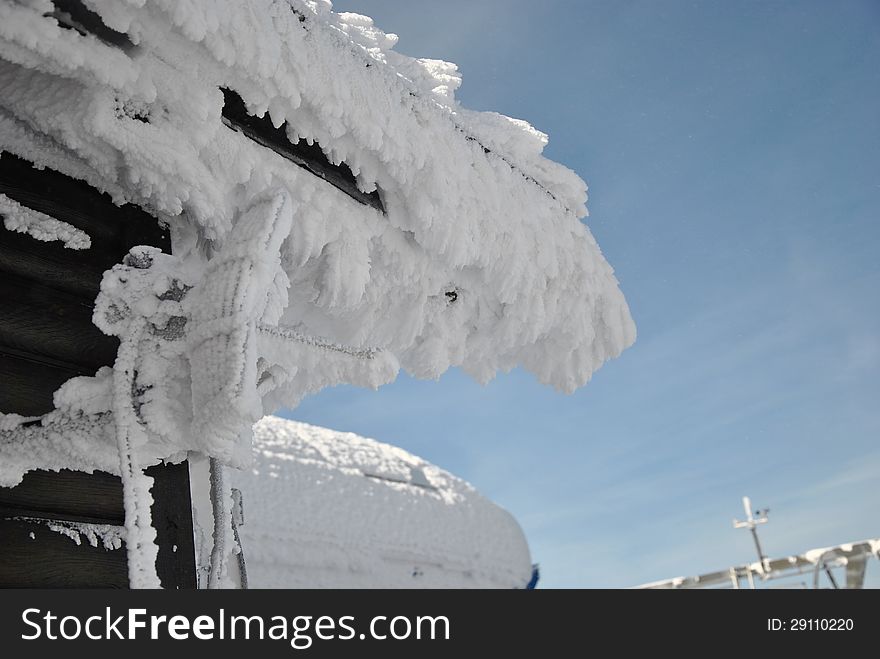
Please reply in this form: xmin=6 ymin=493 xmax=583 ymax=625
xmin=282 ymin=0 xmax=880 ymax=587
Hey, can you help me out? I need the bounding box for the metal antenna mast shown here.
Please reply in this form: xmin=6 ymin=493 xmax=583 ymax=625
xmin=638 ymin=497 xmax=878 ymax=589
xmin=734 ymin=496 xmax=769 ymax=574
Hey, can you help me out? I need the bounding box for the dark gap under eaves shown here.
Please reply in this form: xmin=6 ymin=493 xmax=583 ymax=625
xmin=220 ymin=88 xmax=385 ymax=214
xmin=47 ymin=0 xmax=134 ymax=51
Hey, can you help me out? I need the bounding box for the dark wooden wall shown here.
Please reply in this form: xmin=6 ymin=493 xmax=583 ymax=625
xmin=0 ymin=152 xmax=196 ymax=588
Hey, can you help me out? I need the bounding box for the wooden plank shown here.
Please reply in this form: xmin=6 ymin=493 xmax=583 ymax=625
xmin=146 ymin=462 xmax=197 ymax=589
xmin=0 ymin=227 xmax=107 ymax=297
xmin=0 ymin=152 xmax=170 ymax=253
xmin=0 ymin=351 xmax=87 ymax=415
xmin=0 ymin=469 xmax=124 ymax=525
xmin=0 ymin=464 xmax=196 ymax=589
xmin=221 ymin=87 xmax=385 ymax=213
xmin=0 ymin=273 xmax=119 ymax=371
xmin=0 ymin=464 xmax=196 ymax=588
xmin=0 ymin=517 xmax=128 ymax=588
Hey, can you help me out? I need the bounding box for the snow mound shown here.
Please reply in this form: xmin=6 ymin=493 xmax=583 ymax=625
xmin=230 ymin=415 xmax=533 ymax=588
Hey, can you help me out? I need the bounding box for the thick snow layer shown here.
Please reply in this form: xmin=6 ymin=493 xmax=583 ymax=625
xmin=0 ymin=1 xmax=634 ymax=415
xmin=0 ymin=1 xmax=634 ymax=587
xmin=229 ymin=415 xmax=533 ymax=588
xmin=0 ymin=191 xmax=90 ymax=249
xmin=0 ymin=406 xmax=118 ymax=488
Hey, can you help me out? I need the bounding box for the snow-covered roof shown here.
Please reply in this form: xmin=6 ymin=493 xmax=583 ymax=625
xmin=230 ymin=415 xmax=533 ymax=588
xmin=1 ymin=1 xmax=634 ymax=590
xmin=0 ymin=0 xmax=634 ymax=466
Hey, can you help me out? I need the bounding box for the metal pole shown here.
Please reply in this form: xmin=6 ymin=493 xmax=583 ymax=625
xmin=750 ymin=526 xmax=768 ymax=573
xmin=734 ymin=496 xmax=770 ymax=575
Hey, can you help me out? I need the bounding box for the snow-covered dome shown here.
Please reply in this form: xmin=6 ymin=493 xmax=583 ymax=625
xmin=230 ymin=416 xmax=533 ymax=588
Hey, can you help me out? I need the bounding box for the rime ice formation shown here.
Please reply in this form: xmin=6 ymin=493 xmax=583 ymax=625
xmin=0 ymin=192 xmax=91 ymax=248
xmin=0 ymin=0 xmax=635 ymax=587
xmin=230 ymin=416 xmax=533 ymax=589
xmin=29 ymin=518 xmax=124 ymax=550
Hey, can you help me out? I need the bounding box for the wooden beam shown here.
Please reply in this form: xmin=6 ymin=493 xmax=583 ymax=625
xmin=145 ymin=462 xmax=197 ymax=589
xmin=0 ymin=469 xmax=124 ymax=525
xmin=0 ymin=227 xmax=107 ymax=298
